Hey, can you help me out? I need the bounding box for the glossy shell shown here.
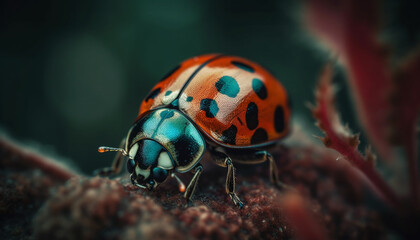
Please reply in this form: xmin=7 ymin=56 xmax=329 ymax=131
xmin=127 ymin=109 xmax=205 ymax=173
xmin=138 ymin=54 xmax=291 ymax=148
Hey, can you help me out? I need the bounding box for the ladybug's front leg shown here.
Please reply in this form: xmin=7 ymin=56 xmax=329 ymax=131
xmin=211 ymin=150 xmax=244 ymax=208
xmin=184 ymin=164 xmax=203 ymax=202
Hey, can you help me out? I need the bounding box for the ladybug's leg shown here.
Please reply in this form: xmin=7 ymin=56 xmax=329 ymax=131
xmin=227 ymin=150 xmax=290 ymax=190
xmin=257 ymin=151 xmax=289 ymax=189
xmin=184 ymin=164 xmax=203 ymax=202
xmin=211 ymin=150 xmax=244 ymax=208
xmin=94 ymin=138 xmax=126 ymax=176
xmin=225 ymin=159 xmax=244 ymax=208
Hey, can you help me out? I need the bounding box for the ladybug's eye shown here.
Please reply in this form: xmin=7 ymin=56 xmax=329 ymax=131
xmin=152 ymin=167 xmax=168 ymax=183
xmin=127 ymin=159 xmax=136 ymax=173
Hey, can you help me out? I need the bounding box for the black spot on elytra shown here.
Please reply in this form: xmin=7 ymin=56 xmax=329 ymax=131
xmin=251 ymin=128 xmax=268 ymax=144
xmin=246 ymin=102 xmax=259 ymax=130
xmin=237 ymin=117 xmax=243 ymax=126
xmin=145 ymin=88 xmax=161 ymax=102
xmin=200 ymin=99 xmax=219 ymax=118
xmin=159 ymin=65 xmax=181 ymax=82
xmin=252 ymin=78 xmax=267 ymax=100
xmin=274 ymin=106 xmax=285 ymax=133
xmin=215 ymin=76 xmax=240 ymax=98
xmin=186 ymin=96 xmax=193 ymax=102
xmin=165 ymin=90 xmax=172 ymax=96
xmin=221 ymin=125 xmax=237 ymax=145
xmin=231 ymin=61 xmax=255 ymax=73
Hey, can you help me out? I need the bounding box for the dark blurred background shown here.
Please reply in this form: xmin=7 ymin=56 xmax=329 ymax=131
xmin=1 ymin=0 xmax=419 ymax=174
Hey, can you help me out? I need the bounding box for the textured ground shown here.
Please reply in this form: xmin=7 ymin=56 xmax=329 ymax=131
xmin=0 ymin=137 xmax=389 ymax=240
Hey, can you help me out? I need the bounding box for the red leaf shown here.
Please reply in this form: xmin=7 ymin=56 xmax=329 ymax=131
xmin=304 ymin=0 xmax=395 ymax=161
xmin=311 ymin=64 xmax=400 ymax=208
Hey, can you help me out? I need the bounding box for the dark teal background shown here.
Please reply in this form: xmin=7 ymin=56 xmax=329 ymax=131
xmin=1 ymin=0 xmax=418 ymax=173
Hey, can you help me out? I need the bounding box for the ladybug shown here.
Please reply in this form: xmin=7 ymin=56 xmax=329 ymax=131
xmin=96 ymin=54 xmax=291 ymax=208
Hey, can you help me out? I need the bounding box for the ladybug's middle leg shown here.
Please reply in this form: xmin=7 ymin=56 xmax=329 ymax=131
xmin=211 ymin=149 xmax=244 ymax=208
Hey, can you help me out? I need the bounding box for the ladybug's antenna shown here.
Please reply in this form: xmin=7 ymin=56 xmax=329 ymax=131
xmin=98 ymin=146 xmax=128 ymax=157
xmin=171 ymin=173 xmax=186 ymax=193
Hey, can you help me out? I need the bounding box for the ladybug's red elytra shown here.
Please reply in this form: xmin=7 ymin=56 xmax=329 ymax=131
xmin=97 ymin=54 xmax=291 ymax=208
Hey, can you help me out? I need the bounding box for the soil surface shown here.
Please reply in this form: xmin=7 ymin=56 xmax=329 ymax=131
xmin=0 ymin=138 xmax=392 ymax=240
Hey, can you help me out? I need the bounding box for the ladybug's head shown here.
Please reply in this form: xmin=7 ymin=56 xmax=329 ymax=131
xmin=98 ymin=108 xmax=205 ymax=193
xmin=98 ymin=139 xmax=186 ymax=192
xmin=126 ymin=139 xmax=174 ymax=190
